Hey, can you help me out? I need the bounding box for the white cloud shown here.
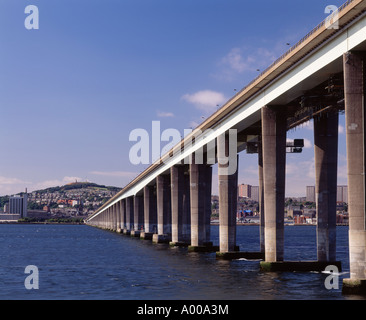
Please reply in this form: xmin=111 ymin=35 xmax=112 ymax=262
xmin=221 ymin=48 xmax=253 ymax=73
xmin=181 ymin=90 xmax=227 ymax=113
xmin=90 ymin=171 xmax=138 ymax=178
xmin=217 ymin=46 xmax=277 ymax=80
xmin=303 ymin=138 xmax=312 ymax=149
xmin=0 ymin=176 xmax=30 ymax=185
xmin=285 ymin=159 xmax=316 ymax=196
xmin=30 ymin=176 xmax=84 ymax=191
xmin=0 ymin=176 xmax=31 ymax=195
xmin=0 ymin=176 xmax=89 ymax=195
xmin=157 ymin=111 xmax=174 ymax=118
xmin=339 ymin=124 xmax=345 ymax=134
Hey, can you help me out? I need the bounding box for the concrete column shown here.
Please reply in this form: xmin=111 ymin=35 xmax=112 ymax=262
xmin=170 ymin=165 xmax=188 ymax=246
xmin=125 ymin=196 xmax=134 ymax=232
xmin=153 ymin=175 xmax=171 ymax=243
xmin=183 ymin=171 xmax=191 ymax=242
xmin=121 ymin=199 xmax=126 ymax=230
xmin=314 ymin=112 xmax=338 ymax=262
xmin=218 ymin=133 xmax=238 ymax=253
xmin=343 ymin=52 xmax=366 ymax=294
xmin=116 ymin=201 xmax=122 ymax=233
xmin=143 ymin=185 xmax=157 ymax=237
xmin=258 ymin=138 xmax=265 ymax=253
xmin=205 ymin=165 xmax=213 ymax=244
xmin=107 ymin=207 xmax=112 ymax=230
xmin=110 ymin=206 xmax=113 ymax=230
xmin=113 ymin=206 xmax=116 ymax=230
xmin=189 ymin=157 xmax=208 ymax=248
xmin=132 ymin=195 xmax=144 ymax=236
xmin=261 ymin=106 xmax=286 ymax=262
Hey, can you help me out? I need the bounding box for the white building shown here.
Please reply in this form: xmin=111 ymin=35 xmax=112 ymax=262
xmin=306 ymin=186 xmax=316 ymax=202
xmin=9 ymin=191 xmax=27 ymax=218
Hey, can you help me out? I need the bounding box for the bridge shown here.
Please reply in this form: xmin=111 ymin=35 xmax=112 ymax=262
xmin=86 ymin=0 xmax=366 ymax=295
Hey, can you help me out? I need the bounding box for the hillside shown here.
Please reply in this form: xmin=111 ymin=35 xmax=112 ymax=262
xmin=34 ymin=182 xmax=121 ymax=194
xmin=0 ymin=182 xmax=122 ymax=215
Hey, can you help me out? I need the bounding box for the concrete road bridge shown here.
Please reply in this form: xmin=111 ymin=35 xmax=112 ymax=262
xmin=86 ymin=0 xmax=366 ymax=295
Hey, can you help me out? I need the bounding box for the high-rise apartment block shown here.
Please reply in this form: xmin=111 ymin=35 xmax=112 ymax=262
xmin=306 ymin=185 xmax=348 ymax=203
xmin=238 ymin=184 xmax=259 ymax=202
xmin=9 ymin=191 xmax=28 ymax=218
xmin=337 ymin=185 xmax=348 ymax=203
xmin=306 ymin=186 xmax=316 ymax=202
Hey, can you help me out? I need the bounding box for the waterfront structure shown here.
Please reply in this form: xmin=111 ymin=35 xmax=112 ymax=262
xmin=238 ymin=184 xmax=251 ymax=198
xmin=238 ymin=184 xmax=259 ymax=202
xmin=306 ymin=186 xmax=316 ymax=203
xmin=9 ymin=191 xmax=27 ymax=218
xmin=337 ymin=185 xmax=348 ymax=203
xmin=251 ymin=186 xmax=259 ymax=202
xmin=86 ymin=1 xmax=366 ymax=295
xmin=308 ymin=185 xmax=348 ymax=203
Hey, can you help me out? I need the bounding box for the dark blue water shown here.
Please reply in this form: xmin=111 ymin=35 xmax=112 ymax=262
xmin=0 ymin=224 xmax=362 ymax=300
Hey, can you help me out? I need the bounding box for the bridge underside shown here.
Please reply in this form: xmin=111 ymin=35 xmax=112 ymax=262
xmin=87 ymin=7 xmax=366 ymax=295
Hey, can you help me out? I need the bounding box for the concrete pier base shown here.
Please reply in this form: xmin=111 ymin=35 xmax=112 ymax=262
xmin=260 ymin=260 xmax=342 ymax=272
xmin=188 ymin=244 xmax=219 ymax=253
xmin=140 ymin=232 xmax=153 ymax=240
xmin=123 ymin=229 xmax=131 ymax=235
xmin=130 ymin=230 xmax=141 ymax=237
xmin=342 ymin=279 xmax=366 ymax=295
xmin=216 ymin=251 xmax=263 ymax=260
xmin=169 ymin=241 xmax=190 ymax=247
xmin=152 ymin=234 xmax=170 ymax=244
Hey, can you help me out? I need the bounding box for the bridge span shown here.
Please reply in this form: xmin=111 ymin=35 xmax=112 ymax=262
xmin=86 ymin=0 xmax=366 ymax=294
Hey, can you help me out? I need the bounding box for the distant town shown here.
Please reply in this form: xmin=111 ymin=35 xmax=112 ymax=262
xmin=0 ymin=181 xmax=348 ymax=225
xmin=0 ymin=182 xmax=121 ymax=223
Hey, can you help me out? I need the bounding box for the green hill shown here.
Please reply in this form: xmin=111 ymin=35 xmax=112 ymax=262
xmin=35 ymin=182 xmax=121 ymax=194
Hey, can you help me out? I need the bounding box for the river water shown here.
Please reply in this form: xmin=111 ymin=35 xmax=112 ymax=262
xmin=0 ymin=224 xmax=363 ymax=300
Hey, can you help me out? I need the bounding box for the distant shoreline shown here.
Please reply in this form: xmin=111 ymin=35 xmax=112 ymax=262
xmin=0 ymin=222 xmax=348 ymax=226
xmin=0 ymin=221 xmax=84 ymax=225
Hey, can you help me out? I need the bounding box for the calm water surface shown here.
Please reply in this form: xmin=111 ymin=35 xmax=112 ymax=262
xmin=0 ymin=224 xmax=362 ymax=300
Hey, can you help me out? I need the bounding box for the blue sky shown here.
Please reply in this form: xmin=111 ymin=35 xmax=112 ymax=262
xmin=0 ymin=0 xmax=347 ymax=196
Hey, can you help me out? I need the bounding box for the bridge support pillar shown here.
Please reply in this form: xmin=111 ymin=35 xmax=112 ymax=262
xmin=116 ymin=201 xmax=122 ymax=233
xmin=218 ymin=132 xmax=238 ymax=253
xmin=112 ymin=204 xmax=117 ymax=232
xmin=258 ymin=138 xmax=265 ymax=253
xmin=314 ymin=112 xmax=338 ymax=262
xmin=124 ymin=196 xmax=134 ymax=234
xmin=153 ymin=175 xmax=171 ymax=243
xmin=261 ymin=106 xmax=286 ymax=262
xmin=107 ymin=210 xmax=111 ymax=230
xmin=170 ymin=165 xmax=190 ymax=246
xmin=189 ymin=156 xmax=212 ymax=250
xmin=132 ymin=195 xmax=144 ymax=237
xmin=120 ymin=199 xmax=126 ymax=231
xmin=205 ymin=165 xmax=212 ymax=244
xmin=183 ymin=171 xmax=191 ymax=243
xmin=342 ymin=51 xmax=366 ymax=295
xmin=142 ymin=185 xmax=157 ymax=240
